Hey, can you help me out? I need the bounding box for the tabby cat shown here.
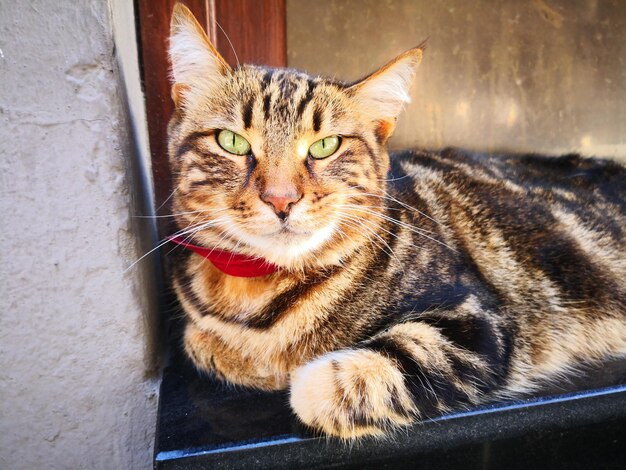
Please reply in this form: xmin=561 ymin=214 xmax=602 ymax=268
xmin=166 ymin=4 xmax=626 ymax=438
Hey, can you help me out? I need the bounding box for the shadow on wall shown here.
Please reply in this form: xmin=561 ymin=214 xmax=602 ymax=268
xmin=287 ymin=0 xmax=626 ymax=161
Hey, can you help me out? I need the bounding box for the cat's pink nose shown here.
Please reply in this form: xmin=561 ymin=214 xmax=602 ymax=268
xmin=261 ymin=190 xmax=302 ymax=219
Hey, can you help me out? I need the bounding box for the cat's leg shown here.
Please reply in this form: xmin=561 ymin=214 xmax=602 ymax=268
xmin=290 ymin=319 xmax=507 ymax=438
xmin=184 ymin=322 xmax=289 ymax=390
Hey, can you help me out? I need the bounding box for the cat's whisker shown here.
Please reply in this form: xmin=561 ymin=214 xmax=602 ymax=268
xmin=308 ymin=245 xmax=328 ymax=271
xmin=335 ymin=211 xmax=406 ymax=270
xmin=343 ymin=186 xmax=444 ymax=226
xmin=336 ymin=210 xmax=458 ymax=269
xmin=332 ymin=203 xmax=457 ymax=252
xmin=169 ymin=220 xmax=232 ymax=253
xmin=335 ymin=211 xmax=412 ymax=268
xmin=334 ymin=202 xmax=436 ymax=235
xmin=336 ymin=210 xmax=408 ymax=247
xmin=333 ymin=219 xmax=381 ymax=260
xmin=375 ymin=174 xmax=412 ymax=183
xmin=164 ymin=213 xmax=223 ymax=256
xmin=125 ymin=216 xmax=233 ymax=273
xmin=173 ymin=211 xmax=219 ymax=245
xmin=380 ymin=187 xmax=445 ymax=226
xmin=215 ymin=19 xmax=240 ymax=67
xmin=227 ymin=240 xmax=242 ymax=265
xmin=134 ymin=207 xmax=230 ymax=219
xmin=152 ymin=208 xmax=235 ymax=256
xmin=331 ymin=203 xmax=404 ymax=212
xmin=176 ymin=215 xmax=231 ymax=238
xmin=199 ymin=226 xmax=240 ymax=260
xmin=347 ymin=206 xmax=454 ymax=251
xmin=155 ymin=186 xmax=179 ymax=213
xmin=334 ymin=214 xmax=387 ymax=253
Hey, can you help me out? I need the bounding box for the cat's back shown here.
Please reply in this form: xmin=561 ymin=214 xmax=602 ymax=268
xmin=387 ymin=148 xmax=626 ymax=313
xmin=392 ymin=148 xmax=625 ymax=201
xmin=390 ymin=148 xmax=626 ymax=227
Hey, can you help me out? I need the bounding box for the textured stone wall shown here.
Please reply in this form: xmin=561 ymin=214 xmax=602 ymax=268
xmin=0 ymin=1 xmax=159 ymax=468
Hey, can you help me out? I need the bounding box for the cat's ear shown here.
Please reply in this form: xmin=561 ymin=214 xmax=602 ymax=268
xmin=168 ymin=3 xmax=232 ymax=108
xmin=349 ymin=44 xmax=425 ymax=142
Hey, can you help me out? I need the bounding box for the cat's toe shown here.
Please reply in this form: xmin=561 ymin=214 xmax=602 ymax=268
xmin=289 ymin=349 xmax=415 ymax=438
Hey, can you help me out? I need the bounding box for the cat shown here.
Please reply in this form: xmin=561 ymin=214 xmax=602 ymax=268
xmin=165 ymin=3 xmax=626 ymax=439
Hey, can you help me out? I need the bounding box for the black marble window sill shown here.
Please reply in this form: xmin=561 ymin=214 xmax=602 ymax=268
xmin=154 ymin=329 xmax=626 ymax=470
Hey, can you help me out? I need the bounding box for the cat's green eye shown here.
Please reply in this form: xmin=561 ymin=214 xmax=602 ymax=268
xmin=217 ymin=129 xmax=251 ymax=155
xmin=309 ymin=136 xmax=341 ymax=160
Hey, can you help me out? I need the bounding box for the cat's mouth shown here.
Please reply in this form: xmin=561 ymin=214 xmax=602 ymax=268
xmin=264 ymin=225 xmax=312 ymax=238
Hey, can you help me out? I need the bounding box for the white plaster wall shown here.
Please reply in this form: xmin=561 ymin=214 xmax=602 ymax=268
xmin=0 ymin=1 xmax=159 ymax=468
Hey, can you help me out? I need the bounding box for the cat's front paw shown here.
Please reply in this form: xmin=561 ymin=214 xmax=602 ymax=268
xmin=184 ymin=323 xmax=289 ymax=390
xmin=290 ymin=349 xmax=415 ymax=438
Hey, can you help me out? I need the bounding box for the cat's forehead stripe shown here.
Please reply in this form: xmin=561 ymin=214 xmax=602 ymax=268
xmin=231 ymin=66 xmax=350 ymax=139
xmin=295 ymin=80 xmax=317 ymax=118
xmin=262 ymin=93 xmax=272 ymax=121
xmin=242 ymin=96 xmax=255 ymax=130
xmin=312 ymin=107 xmax=322 ymax=133
xmin=260 ymin=69 xmax=274 ymax=91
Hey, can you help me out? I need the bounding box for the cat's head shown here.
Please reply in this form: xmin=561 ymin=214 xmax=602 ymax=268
xmin=167 ymin=4 xmax=423 ymax=271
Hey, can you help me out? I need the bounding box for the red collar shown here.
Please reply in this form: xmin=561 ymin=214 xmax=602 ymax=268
xmin=167 ymin=235 xmax=279 ymax=278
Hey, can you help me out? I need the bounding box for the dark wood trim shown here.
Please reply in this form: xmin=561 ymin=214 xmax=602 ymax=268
xmin=212 ymin=0 xmax=287 ymax=67
xmin=136 ymin=0 xmax=286 ymax=235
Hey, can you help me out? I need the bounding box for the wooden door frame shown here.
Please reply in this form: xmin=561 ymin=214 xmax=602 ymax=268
xmin=136 ymin=0 xmax=287 ymax=235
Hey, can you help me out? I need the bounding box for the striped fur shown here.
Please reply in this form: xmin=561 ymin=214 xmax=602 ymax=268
xmin=166 ymin=4 xmax=626 ymax=438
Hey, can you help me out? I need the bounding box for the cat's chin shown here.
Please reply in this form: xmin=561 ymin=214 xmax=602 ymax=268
xmin=232 ymin=221 xmax=339 ymax=268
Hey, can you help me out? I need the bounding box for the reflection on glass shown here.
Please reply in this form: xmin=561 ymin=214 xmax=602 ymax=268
xmin=287 ymin=0 xmax=626 ymax=161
